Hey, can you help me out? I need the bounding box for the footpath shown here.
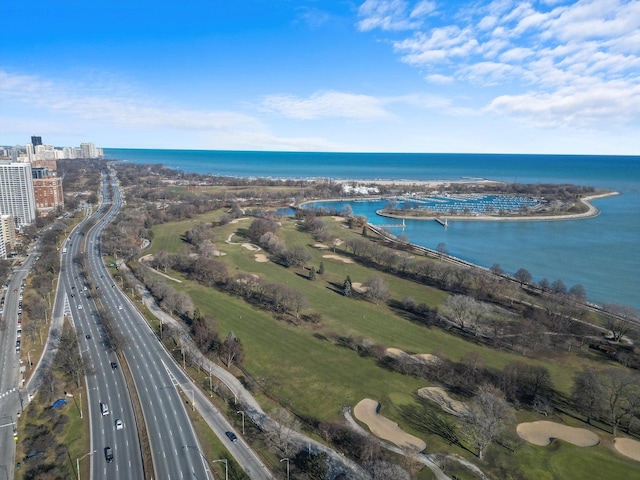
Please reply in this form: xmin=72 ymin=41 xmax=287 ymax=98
xmin=119 ymin=260 xmax=370 ymax=479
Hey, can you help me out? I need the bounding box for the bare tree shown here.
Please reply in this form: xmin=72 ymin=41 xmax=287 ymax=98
xmin=57 ymin=330 xmax=87 ymax=388
xmin=514 ymin=268 xmax=532 ymax=286
xmin=364 ymin=460 xmax=410 ymax=480
xmin=363 ymin=275 xmax=391 ymax=304
xmin=440 ymin=295 xmax=480 ymax=330
xmin=602 ymin=303 xmax=637 ymax=342
xmin=490 ymin=263 xmax=504 ymax=276
xmin=461 ymin=387 xmax=514 ymax=460
xmin=571 ymin=368 xmax=604 ymax=425
xmin=602 ymin=367 xmax=640 ymax=437
xmin=220 ymin=335 xmax=244 ymax=368
xmin=265 ymin=408 xmax=301 ymax=456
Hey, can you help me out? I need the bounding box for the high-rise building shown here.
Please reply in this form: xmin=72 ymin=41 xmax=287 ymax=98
xmin=0 ymin=224 xmax=5 ymax=259
xmin=31 ymin=135 xmax=43 ymax=148
xmin=0 ymin=214 xmax=16 ymax=258
xmin=0 ymin=161 xmax=36 ymax=228
xmin=80 ymin=142 xmax=97 ymax=158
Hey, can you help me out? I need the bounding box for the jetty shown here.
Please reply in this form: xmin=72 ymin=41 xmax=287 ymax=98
xmin=435 ymin=218 xmax=448 ymax=228
xmin=378 ymin=218 xmax=406 ymax=229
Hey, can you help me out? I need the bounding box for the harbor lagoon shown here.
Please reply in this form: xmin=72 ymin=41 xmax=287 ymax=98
xmin=105 ymin=149 xmax=640 ymax=310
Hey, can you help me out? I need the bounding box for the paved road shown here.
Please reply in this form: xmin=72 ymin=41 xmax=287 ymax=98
xmin=84 ymin=169 xmax=210 ymax=479
xmin=60 ymin=172 xmax=145 ymax=480
xmin=0 ymin=254 xmax=34 ymax=477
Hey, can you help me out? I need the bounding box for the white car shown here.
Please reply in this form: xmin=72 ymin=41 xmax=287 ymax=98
xmin=118 ymin=305 xmax=122 ymax=310
xmin=115 ymin=419 xmax=123 ymax=430
xmin=77 ymin=304 xmax=83 ymax=309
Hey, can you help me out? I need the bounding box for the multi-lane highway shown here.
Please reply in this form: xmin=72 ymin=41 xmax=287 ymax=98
xmin=60 ymin=172 xmax=145 ymax=479
xmin=82 ymin=169 xmax=211 ymax=479
xmin=3 ymin=167 xmax=271 ymax=479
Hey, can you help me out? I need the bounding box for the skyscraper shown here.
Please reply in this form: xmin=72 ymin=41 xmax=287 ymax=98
xmin=0 ymin=161 xmax=36 ymax=228
xmin=31 ymin=135 xmax=43 ymax=148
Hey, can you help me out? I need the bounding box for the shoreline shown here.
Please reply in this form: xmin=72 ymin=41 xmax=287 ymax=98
xmin=300 ymin=191 xmax=620 ymax=222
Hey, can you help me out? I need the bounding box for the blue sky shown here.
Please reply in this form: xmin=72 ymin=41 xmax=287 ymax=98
xmin=1 ymin=0 xmax=638 ymax=154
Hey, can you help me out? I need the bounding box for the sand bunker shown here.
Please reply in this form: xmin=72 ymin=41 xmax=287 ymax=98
xmin=313 ymin=243 xmax=330 ymax=249
xmin=354 ymin=399 xmax=426 ymax=451
xmin=351 ymin=282 xmax=368 ymax=293
xmin=418 ymin=387 xmax=469 ymax=417
xmin=385 ymin=348 xmax=440 ymax=366
xmin=614 ymin=438 xmax=640 ymax=462
xmin=517 ymin=421 xmax=600 ymax=447
xmin=212 ymin=250 xmax=226 ymax=257
xmin=322 ymin=254 xmax=354 ymax=264
xmin=229 ymin=217 xmax=249 ymax=224
xmin=242 ymin=243 xmax=260 ymax=251
xmin=254 ymin=254 xmax=269 ymax=263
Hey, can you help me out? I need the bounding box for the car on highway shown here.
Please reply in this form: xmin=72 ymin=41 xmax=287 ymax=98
xmin=225 ymin=431 xmax=237 ymax=442
xmin=104 ymin=446 xmax=113 ymax=463
xmin=85 ymin=334 xmax=91 ymax=339
xmin=118 ymin=305 xmax=122 ymax=310
xmin=77 ymin=304 xmax=82 ymax=309
xmin=111 ymin=361 xmax=117 ymax=369
xmin=115 ymin=419 xmax=123 ymax=430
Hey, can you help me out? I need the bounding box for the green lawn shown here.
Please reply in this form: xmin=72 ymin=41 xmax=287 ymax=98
xmin=145 ymin=212 xmax=640 ymax=479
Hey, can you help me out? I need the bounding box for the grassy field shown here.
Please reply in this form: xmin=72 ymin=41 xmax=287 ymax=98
xmin=144 ymin=212 xmax=640 ymax=479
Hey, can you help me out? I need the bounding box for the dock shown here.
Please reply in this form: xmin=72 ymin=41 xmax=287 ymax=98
xmin=378 ymin=219 xmax=406 ymax=228
xmin=435 ymin=218 xmax=448 ymax=227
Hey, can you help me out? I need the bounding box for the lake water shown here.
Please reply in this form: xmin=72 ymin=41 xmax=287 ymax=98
xmin=105 ymin=148 xmax=640 ymax=310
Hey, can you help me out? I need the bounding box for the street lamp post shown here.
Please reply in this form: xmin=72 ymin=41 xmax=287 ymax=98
xmin=76 ymin=450 xmax=96 ymax=480
xmin=236 ymin=410 xmax=245 ymax=435
xmin=280 ymin=458 xmax=290 ymax=480
xmin=27 ymin=349 xmax=35 ymax=370
xmin=212 ymin=459 xmax=228 ymax=480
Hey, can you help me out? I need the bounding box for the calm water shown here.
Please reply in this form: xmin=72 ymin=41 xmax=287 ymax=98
xmin=105 ymin=149 xmax=640 ymax=310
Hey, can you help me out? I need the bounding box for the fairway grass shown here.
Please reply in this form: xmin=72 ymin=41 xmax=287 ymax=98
xmin=146 ymin=212 xmax=640 ymax=479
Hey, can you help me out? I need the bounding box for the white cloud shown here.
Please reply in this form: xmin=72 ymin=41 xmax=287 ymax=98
xmin=478 ymin=15 xmax=498 ymax=30
xmin=357 ymin=0 xmax=422 ymax=32
xmin=499 ymin=47 xmax=534 ymax=62
xmin=410 ymin=1 xmax=436 ymax=18
xmin=425 ymin=73 xmax=454 ymax=84
xmin=394 ymin=26 xmax=479 ymax=65
xmin=296 ymin=7 xmax=331 ymax=29
xmin=261 ymin=91 xmax=391 ymax=120
xmin=0 ymin=69 xmax=349 ymax=151
xmin=0 ymin=70 xmax=262 ymax=131
xmin=486 ymin=80 xmax=640 ymax=127
xmin=357 ymin=0 xmax=640 ymax=129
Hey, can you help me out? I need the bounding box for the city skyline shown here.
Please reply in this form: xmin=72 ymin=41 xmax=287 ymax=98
xmin=1 ymin=0 xmax=638 ymax=155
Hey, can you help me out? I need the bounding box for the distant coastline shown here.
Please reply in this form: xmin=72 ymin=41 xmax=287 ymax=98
xmin=105 ymin=148 xmax=639 ymax=310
